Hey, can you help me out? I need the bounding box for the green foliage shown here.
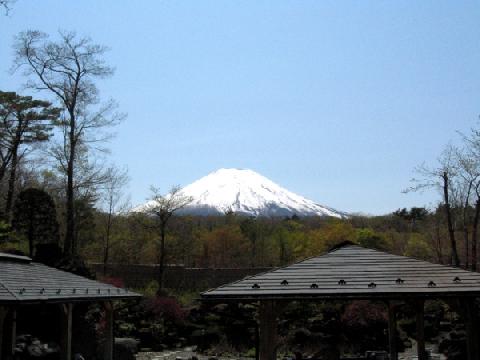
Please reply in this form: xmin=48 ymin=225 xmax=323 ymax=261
xmin=0 ymin=220 xmax=10 ymax=242
xmin=404 ymin=233 xmax=433 ymax=260
xmin=140 ymin=280 xmax=160 ymax=297
xmin=394 ymin=207 xmax=428 ymax=222
xmin=356 ymin=228 xmax=389 ymax=250
xmin=74 ymin=197 xmax=97 ymax=251
xmin=0 ymin=91 xmax=58 ymax=146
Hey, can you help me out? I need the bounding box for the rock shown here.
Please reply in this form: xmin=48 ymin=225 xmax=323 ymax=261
xmin=27 ymin=344 xmax=44 ymax=357
xmin=212 ymin=304 xmax=228 ymax=312
xmin=292 ymin=328 xmax=312 ymax=344
xmin=16 ymin=334 xmax=32 ymax=343
xmin=439 ymin=335 xmax=466 ymax=360
xmin=114 ymin=338 xmax=139 ymax=360
xmin=449 ymin=330 xmax=466 ymax=340
xmin=439 ymin=321 xmax=452 ymax=332
xmin=45 ymin=342 xmax=60 ymax=354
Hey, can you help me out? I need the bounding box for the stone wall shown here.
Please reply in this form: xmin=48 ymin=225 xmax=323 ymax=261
xmin=89 ymin=263 xmax=272 ymax=291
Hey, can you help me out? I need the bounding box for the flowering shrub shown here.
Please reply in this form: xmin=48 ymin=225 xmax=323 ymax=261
xmin=145 ymin=296 xmax=186 ymax=323
xmin=341 ymin=300 xmax=387 ymax=329
xmin=100 ymin=276 xmax=125 ymax=288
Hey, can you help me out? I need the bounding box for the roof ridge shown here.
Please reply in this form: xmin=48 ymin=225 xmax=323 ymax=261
xmin=0 ymin=252 xmax=32 ymax=263
xmin=0 ymin=280 xmax=19 ymax=301
xmin=327 ymin=241 xmax=358 ymax=252
xmin=333 ymin=245 xmax=473 ymax=271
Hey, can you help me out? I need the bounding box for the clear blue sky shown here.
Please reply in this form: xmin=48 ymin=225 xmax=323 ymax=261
xmin=1 ymin=1 xmax=479 ymax=215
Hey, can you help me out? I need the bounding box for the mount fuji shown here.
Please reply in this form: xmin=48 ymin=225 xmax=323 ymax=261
xmin=136 ymin=168 xmax=346 ymax=218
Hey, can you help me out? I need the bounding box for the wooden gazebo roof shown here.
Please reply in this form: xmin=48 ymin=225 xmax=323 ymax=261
xmin=202 ymin=243 xmax=480 ymax=301
xmin=0 ymin=252 xmax=140 ymax=304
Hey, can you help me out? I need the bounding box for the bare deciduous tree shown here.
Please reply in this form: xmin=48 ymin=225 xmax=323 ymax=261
xmin=452 ymin=147 xmax=480 ymax=269
xmin=458 ymin=126 xmax=480 ymax=270
xmin=100 ymin=166 xmax=129 ymax=275
xmin=406 ymin=145 xmax=460 ymax=267
xmin=13 ymin=30 xmax=124 ymax=255
xmin=143 ymin=186 xmax=192 ymax=293
xmin=0 ymin=0 xmax=16 ymax=15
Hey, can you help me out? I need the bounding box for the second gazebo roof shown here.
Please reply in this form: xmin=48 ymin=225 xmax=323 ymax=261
xmin=202 ymin=243 xmax=480 ymax=300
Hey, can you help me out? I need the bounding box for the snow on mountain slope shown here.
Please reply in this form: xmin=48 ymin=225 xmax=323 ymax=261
xmin=136 ymin=168 xmax=346 ymax=218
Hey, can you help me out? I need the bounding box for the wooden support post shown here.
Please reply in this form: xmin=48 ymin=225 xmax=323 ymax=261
xmin=60 ymin=304 xmax=73 ymax=360
xmin=0 ymin=307 xmax=7 ymax=360
xmin=258 ymin=300 xmax=278 ymax=360
xmin=9 ymin=309 xmax=16 ymax=358
xmin=388 ymin=301 xmax=398 ymax=360
xmin=255 ymin=324 xmax=259 ymax=360
xmin=463 ymin=298 xmax=479 ymax=360
xmin=104 ymin=301 xmax=114 ymax=360
xmin=415 ymin=299 xmax=426 ymax=360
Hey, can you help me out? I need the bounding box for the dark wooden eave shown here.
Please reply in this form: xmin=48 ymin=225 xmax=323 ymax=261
xmin=201 ymin=244 xmax=480 ymax=301
xmin=0 ymin=253 xmax=140 ymax=304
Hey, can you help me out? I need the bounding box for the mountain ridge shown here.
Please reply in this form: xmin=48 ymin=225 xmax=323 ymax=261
xmin=137 ymin=168 xmax=347 ymax=218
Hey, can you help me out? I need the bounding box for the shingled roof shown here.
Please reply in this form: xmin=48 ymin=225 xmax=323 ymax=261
xmin=202 ymin=244 xmax=480 ymax=300
xmin=0 ymin=252 xmax=140 ymax=304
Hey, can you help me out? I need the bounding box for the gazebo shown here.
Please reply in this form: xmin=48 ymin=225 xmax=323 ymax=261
xmin=0 ymin=252 xmax=141 ymax=360
xmin=202 ymin=243 xmax=480 ymax=360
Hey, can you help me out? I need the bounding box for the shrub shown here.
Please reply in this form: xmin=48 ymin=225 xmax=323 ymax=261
xmin=101 ymin=276 xmax=125 ymax=288
xmin=145 ymin=296 xmax=186 ymax=323
xmin=341 ymin=300 xmax=387 ymax=329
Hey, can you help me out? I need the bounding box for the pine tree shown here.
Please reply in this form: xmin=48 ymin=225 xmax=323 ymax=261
xmin=0 ymin=91 xmax=59 ymax=220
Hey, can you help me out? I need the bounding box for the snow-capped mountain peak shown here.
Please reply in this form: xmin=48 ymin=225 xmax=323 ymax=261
xmin=137 ymin=168 xmax=346 ymax=218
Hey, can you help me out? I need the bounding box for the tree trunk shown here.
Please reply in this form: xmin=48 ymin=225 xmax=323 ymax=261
xmin=28 ymin=212 xmax=34 ymax=257
xmin=103 ymin=208 xmax=113 ymax=276
xmin=434 ymin=216 xmax=443 ymax=264
xmin=463 ymin=181 xmax=473 ymax=269
xmin=471 ymin=198 xmax=480 ymax=271
xmin=157 ymin=222 xmax=166 ymax=293
xmin=4 ymin=116 xmax=23 ymax=223
xmin=64 ymin=112 xmax=76 ymax=255
xmin=0 ymin=155 xmax=12 ymax=185
xmin=443 ymin=172 xmax=460 ymax=267
xmin=4 ymin=145 xmax=19 ymax=223
xmin=464 ymin=226 xmax=469 ymax=269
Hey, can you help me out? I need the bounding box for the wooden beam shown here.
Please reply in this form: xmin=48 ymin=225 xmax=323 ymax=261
xmin=415 ymin=299 xmax=426 ymax=360
xmin=0 ymin=307 xmax=7 ymax=360
xmin=388 ymin=301 xmax=398 ymax=360
xmin=103 ymin=301 xmax=114 ymax=360
xmin=462 ymin=298 xmax=479 ymax=360
xmin=258 ymin=300 xmax=278 ymax=360
xmin=60 ymin=304 xmax=73 ymax=360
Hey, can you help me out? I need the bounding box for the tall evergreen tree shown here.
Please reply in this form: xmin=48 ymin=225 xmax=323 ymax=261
xmin=11 ymin=188 xmax=59 ymax=257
